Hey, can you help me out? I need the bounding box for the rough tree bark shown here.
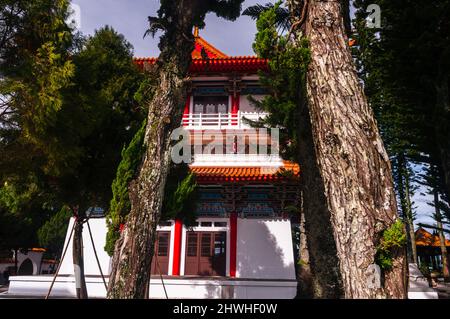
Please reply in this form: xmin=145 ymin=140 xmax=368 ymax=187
xmin=290 ymin=0 xmax=407 ymax=298
xmin=288 ymin=0 xmax=343 ymax=299
xmin=296 ymin=101 xmax=343 ymax=298
xmin=107 ymin=3 xmax=196 ymax=299
xmin=434 ymin=188 xmax=450 ymax=280
xmin=296 ymin=205 xmax=314 ymax=298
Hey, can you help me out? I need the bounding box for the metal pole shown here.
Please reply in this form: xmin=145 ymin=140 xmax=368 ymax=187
xmin=86 ymin=220 xmax=108 ymax=291
xmin=45 ymin=221 xmax=76 ymax=299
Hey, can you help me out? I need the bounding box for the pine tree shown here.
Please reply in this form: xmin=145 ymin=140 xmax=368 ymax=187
xmin=354 ymin=0 xmax=450 ymax=202
xmin=418 ymin=164 xmax=450 ymax=280
xmin=287 ymin=0 xmax=406 ymax=298
xmin=246 ymin=2 xmax=343 ymax=298
xmin=354 ymin=0 xmax=450 ymax=271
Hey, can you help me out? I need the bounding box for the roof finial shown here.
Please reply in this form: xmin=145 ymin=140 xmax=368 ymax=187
xmin=194 ymin=26 xmax=199 ymax=37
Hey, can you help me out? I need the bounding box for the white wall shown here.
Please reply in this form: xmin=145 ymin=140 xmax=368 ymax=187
xmin=58 ymin=218 xmax=111 ymax=276
xmin=8 ymin=276 xmax=297 ymax=299
xmin=58 ymin=217 xmax=296 ymax=280
xmin=236 ymin=219 xmax=296 ymax=280
xmin=240 ymin=95 xmax=266 ymax=113
xmin=16 ymin=251 xmax=44 ymax=275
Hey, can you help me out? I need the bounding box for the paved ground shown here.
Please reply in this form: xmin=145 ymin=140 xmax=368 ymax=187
xmin=436 ymin=282 xmax=450 ymax=299
xmin=1 ymin=283 xmax=449 ymax=299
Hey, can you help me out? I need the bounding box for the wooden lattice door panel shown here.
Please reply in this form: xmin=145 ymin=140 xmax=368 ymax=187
xmin=151 ymin=231 xmax=170 ymax=275
xmin=184 ymin=231 xmax=227 ymax=276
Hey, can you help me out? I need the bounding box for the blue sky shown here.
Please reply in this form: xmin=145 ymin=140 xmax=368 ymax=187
xmin=71 ymin=0 xmax=273 ymax=57
xmin=69 ymin=0 xmax=443 ymax=232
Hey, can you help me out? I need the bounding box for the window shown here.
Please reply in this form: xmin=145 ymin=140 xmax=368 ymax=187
xmin=158 ymin=233 xmax=169 ymax=257
xmin=193 ymin=96 xmax=229 ymax=114
xmin=158 ymin=221 xmax=172 ymax=227
xmin=200 ymin=222 xmax=213 ymax=227
xmin=214 ymin=222 xmax=227 ymax=228
xmin=201 ymin=234 xmax=212 ymax=257
xmin=187 ymin=233 xmax=198 ymax=257
xmin=185 ymin=232 xmax=227 ymax=276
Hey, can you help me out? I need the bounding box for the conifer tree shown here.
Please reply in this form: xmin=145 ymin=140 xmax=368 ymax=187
xmin=287 ymin=0 xmax=406 ymax=298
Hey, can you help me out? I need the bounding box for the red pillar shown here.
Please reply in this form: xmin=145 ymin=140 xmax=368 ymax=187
xmin=231 ymin=94 xmax=240 ymax=126
xmin=172 ymin=219 xmax=183 ymax=276
xmin=183 ymin=94 xmax=191 ymax=126
xmin=229 ymin=213 xmax=238 ymax=277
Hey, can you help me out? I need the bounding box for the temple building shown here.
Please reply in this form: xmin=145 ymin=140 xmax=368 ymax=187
xmin=415 ymin=227 xmax=450 ymax=273
xmin=7 ymin=30 xmax=300 ymax=299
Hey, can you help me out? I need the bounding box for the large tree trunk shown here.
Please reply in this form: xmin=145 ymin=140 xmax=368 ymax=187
xmin=107 ymin=66 xmax=191 ymax=299
xmin=296 ymin=102 xmax=343 ymax=298
xmin=288 ymin=0 xmax=343 ymax=299
xmin=296 ymin=205 xmax=313 ymax=298
xmin=107 ymin=3 xmax=196 ymax=299
xmin=290 ymin=0 xmax=406 ymax=298
xmin=295 ymin=169 xmax=343 ymax=298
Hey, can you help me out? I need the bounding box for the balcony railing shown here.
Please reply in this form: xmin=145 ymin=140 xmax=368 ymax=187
xmin=191 ymin=154 xmax=283 ymax=167
xmin=182 ymin=111 xmax=269 ymax=129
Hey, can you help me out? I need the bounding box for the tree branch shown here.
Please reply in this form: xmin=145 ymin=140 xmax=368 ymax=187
xmin=288 ymin=0 xmax=309 ymax=40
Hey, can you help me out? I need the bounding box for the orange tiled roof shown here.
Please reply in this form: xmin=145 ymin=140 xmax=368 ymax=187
xmin=134 ymin=31 xmax=268 ymax=73
xmin=415 ymin=228 xmax=450 ymax=247
xmin=192 ymin=35 xmax=228 ymax=59
xmin=31 ymin=248 xmax=46 ymax=252
xmin=190 ymin=161 xmax=300 ymax=183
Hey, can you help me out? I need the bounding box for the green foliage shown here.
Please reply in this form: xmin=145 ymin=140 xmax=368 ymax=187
xmin=105 ymin=128 xmax=199 ymax=255
xmin=52 ymin=26 xmax=144 ymax=211
xmin=253 ymin=4 xmax=281 ymax=59
xmin=105 ymin=119 xmax=147 ymax=255
xmin=1 ymin=4 xmax=144 ymax=253
xmin=376 ymin=220 xmax=407 ymax=270
xmin=0 ymin=0 xmax=77 ymax=177
xmin=147 ymin=0 xmax=244 ymax=68
xmin=0 ymin=176 xmax=54 ymax=250
xmin=243 ymin=2 xmax=290 ymax=31
xmin=161 ymin=165 xmax=198 ymax=226
xmin=37 ymin=205 xmax=71 ymax=257
xmin=250 ymin=1 xmax=310 ymax=162
xmin=353 ymin=0 xmax=450 ymax=202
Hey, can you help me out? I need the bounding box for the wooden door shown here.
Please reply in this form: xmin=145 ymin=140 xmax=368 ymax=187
xmin=151 ymin=231 xmax=170 ymax=275
xmin=184 ymin=231 xmax=227 ymax=276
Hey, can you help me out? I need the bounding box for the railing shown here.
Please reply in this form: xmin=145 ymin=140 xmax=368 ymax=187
xmin=191 ymin=154 xmax=283 ymax=167
xmin=182 ymin=111 xmax=269 ymax=129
